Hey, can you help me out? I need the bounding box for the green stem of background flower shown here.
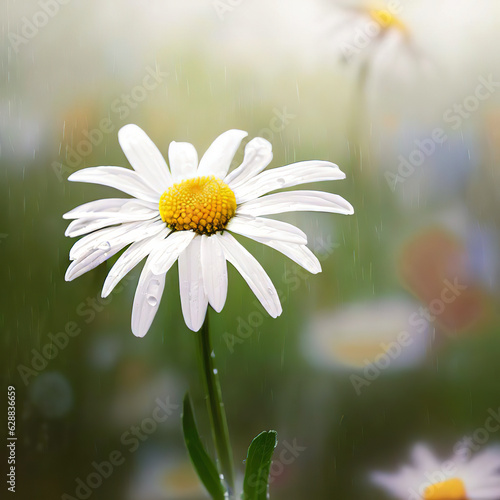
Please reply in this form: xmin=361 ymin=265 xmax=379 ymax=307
xmin=197 ymin=311 xmax=235 ymax=498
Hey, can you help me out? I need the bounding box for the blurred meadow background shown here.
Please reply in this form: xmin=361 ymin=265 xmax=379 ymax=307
xmin=2 ymin=0 xmax=500 ymax=498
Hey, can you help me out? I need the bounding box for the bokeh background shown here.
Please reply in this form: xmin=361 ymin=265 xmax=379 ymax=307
xmin=2 ymin=0 xmax=500 ymax=498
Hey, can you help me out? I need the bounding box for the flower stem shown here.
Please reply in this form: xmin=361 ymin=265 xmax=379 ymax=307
xmin=196 ymin=312 xmax=235 ymax=498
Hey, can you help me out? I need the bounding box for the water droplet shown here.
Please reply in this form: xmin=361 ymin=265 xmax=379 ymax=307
xmin=97 ymin=241 xmax=111 ymax=251
xmin=147 ymin=295 xmax=158 ymax=307
xmin=277 ymin=177 xmax=286 ymax=186
xmin=213 ymin=368 xmax=218 ymax=375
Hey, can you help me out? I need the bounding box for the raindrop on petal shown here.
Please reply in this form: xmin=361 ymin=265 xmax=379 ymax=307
xmin=97 ymin=241 xmax=111 ymax=251
xmin=146 ymin=295 xmax=158 ymax=307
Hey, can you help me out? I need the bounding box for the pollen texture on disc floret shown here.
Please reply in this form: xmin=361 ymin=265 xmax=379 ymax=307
xmin=159 ymin=176 xmax=237 ymax=236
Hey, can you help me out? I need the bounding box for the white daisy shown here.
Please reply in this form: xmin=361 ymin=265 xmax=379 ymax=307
xmin=64 ymin=125 xmax=353 ymax=336
xmin=371 ymin=443 xmax=500 ymax=500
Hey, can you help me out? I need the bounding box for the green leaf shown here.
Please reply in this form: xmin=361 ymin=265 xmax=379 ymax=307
xmin=182 ymin=393 xmax=225 ymax=500
xmin=242 ymin=430 xmax=278 ymax=500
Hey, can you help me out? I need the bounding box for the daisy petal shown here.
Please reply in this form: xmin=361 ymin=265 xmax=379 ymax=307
xmin=227 ymin=215 xmax=307 ymax=245
xmin=411 ymin=444 xmax=440 ymax=470
xmin=197 ymin=129 xmax=248 ymax=179
xmin=200 ymin=235 xmax=228 ymax=312
xmin=255 ymin=240 xmax=322 ymax=274
xmin=66 ymin=217 xmax=129 ymax=238
xmin=470 ymin=483 xmax=500 ymax=499
xmin=224 ymin=137 xmax=273 ymax=188
xmin=63 ymin=198 xmax=158 ymax=220
xmin=65 ymin=242 xmax=126 ymax=282
xmin=68 ymin=166 xmax=161 ymax=203
xmin=168 ymin=141 xmax=199 ymax=182
xmin=69 ymin=222 xmax=141 ymax=261
xmin=370 ymin=471 xmax=407 ymax=497
xmin=102 ymin=229 xmax=170 ymax=298
xmin=118 ymin=124 xmax=173 ymax=190
xmin=464 ymin=446 xmax=500 ymax=475
xmin=65 ymin=202 xmax=159 ymax=238
xmin=178 ymin=236 xmax=208 ymax=332
xmin=237 ymin=190 xmax=354 ymax=217
xmin=217 ymin=232 xmax=282 ymax=318
xmin=233 ymin=161 xmax=346 ymax=204
xmin=149 ymin=230 xmax=197 ymax=275
xmin=131 ymin=257 xmax=166 ymax=337
xmin=69 ymin=219 xmax=164 ymax=261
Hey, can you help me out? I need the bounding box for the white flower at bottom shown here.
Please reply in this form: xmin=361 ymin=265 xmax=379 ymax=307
xmin=64 ymin=124 xmax=353 ymax=336
xmin=371 ymin=443 xmax=500 ymax=500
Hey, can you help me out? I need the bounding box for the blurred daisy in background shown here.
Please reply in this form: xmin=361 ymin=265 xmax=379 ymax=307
xmin=64 ymin=124 xmax=353 ymax=336
xmin=321 ymin=0 xmax=500 ymax=84
xmin=319 ymin=0 xmax=434 ymax=98
xmin=322 ymin=0 xmax=413 ymax=67
xmin=318 ymin=0 xmax=500 ymax=149
xmin=371 ymin=443 xmax=500 ymax=499
xmin=304 ymin=297 xmax=431 ymax=372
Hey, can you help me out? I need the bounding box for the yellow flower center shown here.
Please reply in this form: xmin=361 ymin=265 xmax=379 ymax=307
xmin=159 ymin=176 xmax=237 ymax=236
xmin=369 ymin=8 xmax=407 ymax=33
xmin=423 ymin=478 xmax=468 ymax=500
